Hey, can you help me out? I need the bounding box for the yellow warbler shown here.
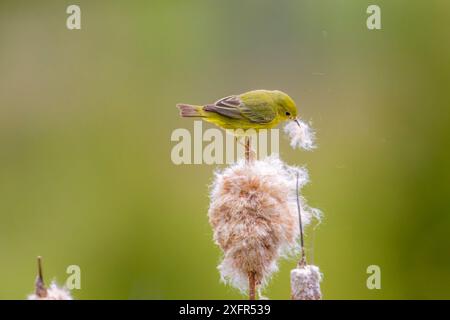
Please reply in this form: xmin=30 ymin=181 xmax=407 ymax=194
xmin=177 ymin=89 xmax=300 ymax=131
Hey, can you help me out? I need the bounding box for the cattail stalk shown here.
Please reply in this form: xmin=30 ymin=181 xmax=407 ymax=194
xmin=290 ymin=172 xmax=323 ymax=300
xmin=245 ymin=135 xmax=256 ymax=300
xmin=244 ymin=136 xmax=251 ymax=165
xmin=248 ymin=271 xmax=256 ymax=300
xmin=296 ymin=172 xmax=306 ymax=267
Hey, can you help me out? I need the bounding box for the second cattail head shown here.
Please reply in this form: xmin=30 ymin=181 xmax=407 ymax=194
xmin=27 ymin=257 xmax=72 ymax=300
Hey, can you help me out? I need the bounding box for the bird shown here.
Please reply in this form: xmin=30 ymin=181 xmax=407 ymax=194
xmin=177 ymin=89 xmax=300 ymax=132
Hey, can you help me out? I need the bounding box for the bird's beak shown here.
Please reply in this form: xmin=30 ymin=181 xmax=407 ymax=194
xmin=294 ymin=118 xmax=301 ymax=127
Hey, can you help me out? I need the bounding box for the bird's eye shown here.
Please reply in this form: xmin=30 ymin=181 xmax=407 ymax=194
xmin=285 ymin=112 xmax=291 ymax=116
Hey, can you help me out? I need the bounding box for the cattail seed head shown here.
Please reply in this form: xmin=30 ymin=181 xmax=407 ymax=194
xmin=28 ymin=281 xmax=73 ymax=300
xmin=208 ymin=156 xmax=318 ymax=293
xmin=291 ymin=264 xmax=322 ymax=300
xmin=27 ymin=257 xmax=72 ymax=300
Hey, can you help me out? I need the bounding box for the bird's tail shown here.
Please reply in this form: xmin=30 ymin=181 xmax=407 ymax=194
xmin=177 ymin=104 xmax=204 ymax=117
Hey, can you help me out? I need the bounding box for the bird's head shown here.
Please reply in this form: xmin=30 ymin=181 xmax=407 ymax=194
xmin=272 ymin=90 xmax=300 ymax=124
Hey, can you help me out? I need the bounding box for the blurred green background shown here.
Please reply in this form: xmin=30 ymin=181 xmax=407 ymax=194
xmin=1 ymin=0 xmax=449 ymax=299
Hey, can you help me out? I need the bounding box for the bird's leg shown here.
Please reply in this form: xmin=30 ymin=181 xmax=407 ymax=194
xmin=245 ymin=136 xmax=257 ymax=162
xmin=235 ymin=136 xmax=256 ymax=163
xmin=245 ymin=136 xmax=251 ymax=163
xmin=235 ymin=136 xmax=256 ymax=162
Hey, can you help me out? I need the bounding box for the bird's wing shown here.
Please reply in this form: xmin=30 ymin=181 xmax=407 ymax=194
xmin=204 ymin=95 xmax=276 ymax=123
xmin=203 ymin=96 xmax=244 ymax=119
xmin=239 ymin=98 xmax=276 ymax=123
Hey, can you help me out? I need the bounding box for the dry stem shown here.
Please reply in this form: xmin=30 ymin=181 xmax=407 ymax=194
xmin=296 ymin=171 xmax=306 ymax=267
xmin=35 ymin=256 xmax=47 ymax=298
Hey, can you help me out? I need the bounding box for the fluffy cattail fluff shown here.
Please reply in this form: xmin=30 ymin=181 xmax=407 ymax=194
xmin=284 ymin=119 xmax=316 ymax=150
xmin=27 ymin=257 xmax=72 ymax=300
xmin=291 ymin=265 xmax=322 ymax=300
xmin=208 ymin=155 xmax=319 ymax=293
xmin=28 ymin=281 xmax=73 ymax=300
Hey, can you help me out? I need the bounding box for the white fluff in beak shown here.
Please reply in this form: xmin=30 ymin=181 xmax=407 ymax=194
xmin=284 ymin=119 xmax=316 ymax=150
